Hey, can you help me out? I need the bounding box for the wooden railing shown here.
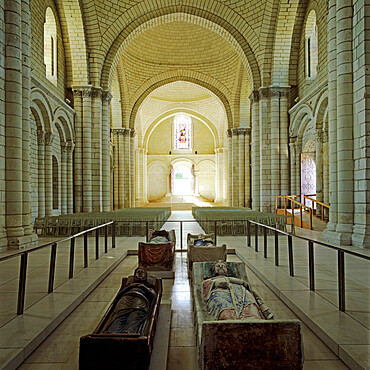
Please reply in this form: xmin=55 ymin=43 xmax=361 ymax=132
xmin=303 ymin=194 xmax=330 ymax=223
xmin=275 ymin=195 xmax=313 ymax=230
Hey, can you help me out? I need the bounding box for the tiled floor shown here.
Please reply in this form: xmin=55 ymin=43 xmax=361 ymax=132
xmin=1 ymin=211 xmax=367 ymax=369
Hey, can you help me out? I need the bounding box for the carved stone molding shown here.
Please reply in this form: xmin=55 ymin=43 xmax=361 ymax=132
xmin=66 ymin=141 xmax=75 ymax=153
xmin=232 ymin=128 xmax=251 ymax=136
xmin=112 ymin=128 xmax=126 ymax=137
xmin=259 ymin=87 xmax=270 ymax=100
xmin=316 ymin=130 xmax=328 ymax=144
xmin=130 ymin=129 xmax=136 ymax=138
xmin=91 ymin=87 xmax=103 ymax=100
xmin=227 ymin=129 xmax=233 ymax=138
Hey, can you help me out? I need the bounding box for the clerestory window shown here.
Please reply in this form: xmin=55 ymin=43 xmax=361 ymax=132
xmin=44 ymin=7 xmax=57 ymax=85
xmin=305 ymin=10 xmax=318 ymax=79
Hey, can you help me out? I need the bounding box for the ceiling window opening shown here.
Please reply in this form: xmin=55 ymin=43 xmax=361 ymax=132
xmin=174 ymin=114 xmax=191 ymax=150
xmin=305 ymin=10 xmax=318 ymax=79
xmin=44 ymin=7 xmax=57 ymax=85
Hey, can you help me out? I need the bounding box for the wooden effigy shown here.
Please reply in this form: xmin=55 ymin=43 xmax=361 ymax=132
xmin=192 ymin=261 xmax=303 ymax=369
xmin=138 ymin=229 xmax=176 ymax=272
xmin=79 ymin=271 xmax=162 ymax=370
xmin=187 ymin=233 xmax=226 ymax=277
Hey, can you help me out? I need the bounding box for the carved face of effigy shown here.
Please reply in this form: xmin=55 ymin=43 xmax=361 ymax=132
xmin=213 ymin=261 xmax=228 ymax=276
xmin=134 ymin=267 xmax=147 ymax=281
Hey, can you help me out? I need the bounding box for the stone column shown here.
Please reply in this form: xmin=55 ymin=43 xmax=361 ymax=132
xmin=280 ymin=89 xmax=290 ymax=197
xmin=295 ymin=141 xmax=302 ymax=196
xmin=231 ymin=129 xmax=239 ymax=207
xmin=227 ymin=130 xmax=232 ymax=206
xmin=102 ymin=91 xmax=112 ymax=211
xmin=194 ymin=171 xmax=200 ymax=196
xmin=215 ymin=148 xmax=224 ymax=202
xmin=323 ymin=0 xmax=338 ymax=241
xmin=44 ymin=132 xmax=53 ymax=217
xmin=250 ymin=91 xmax=260 ymax=210
xmin=289 ymin=138 xmax=297 ymax=197
xmin=5 ymin=0 xmax=25 ymax=246
xmin=21 ymin=0 xmax=32 ymax=237
xmin=270 ymin=88 xmax=280 ymax=208
xmin=119 ymin=130 xmax=126 ymax=208
xmin=82 ymin=88 xmax=92 ymax=212
xmin=259 ymin=88 xmax=270 ymax=212
xmin=37 ymin=131 xmax=46 ymax=218
xmin=60 ymin=142 xmax=68 ymax=215
xmin=244 ymin=128 xmax=251 ymax=208
xmin=322 ymin=132 xmax=329 ymax=220
xmin=130 ymin=130 xmax=136 ymax=207
xmin=335 ymin=0 xmax=354 ymax=244
xmin=144 ymin=150 xmax=148 ymax=203
xmin=123 ymin=129 xmax=131 ymax=207
xmin=91 ymin=87 xmax=102 ymax=212
xmin=112 ymin=130 xmax=119 ymax=209
xmin=315 ymin=129 xmax=324 ymax=217
xmin=238 ymin=129 xmax=245 ymax=207
xmin=66 ymin=141 xmax=74 ymax=214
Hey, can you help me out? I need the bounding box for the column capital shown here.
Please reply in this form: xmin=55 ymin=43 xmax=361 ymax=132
xmin=316 ymin=129 xmax=328 ymax=144
xmin=37 ymin=130 xmax=46 ymax=145
xmin=232 ymin=128 xmax=251 ymax=136
xmin=249 ymin=90 xmax=259 ymax=103
xmin=102 ymin=90 xmax=113 ymax=103
xmin=61 ymin=142 xmax=68 ymax=161
xmin=227 ymin=129 xmax=233 ymax=138
xmin=130 ymin=129 xmax=136 ymax=138
xmin=112 ymin=128 xmax=126 ymax=136
xmin=91 ymin=87 xmax=103 ymax=99
xmin=72 ymin=85 xmax=93 ymax=98
xmin=44 ymin=132 xmax=54 ymax=146
xmin=66 ymin=140 xmax=75 ymax=153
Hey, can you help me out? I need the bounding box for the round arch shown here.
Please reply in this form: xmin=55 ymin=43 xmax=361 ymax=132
xmin=143 ymin=108 xmax=220 ymax=150
xmin=290 ymin=104 xmax=314 ymax=138
xmin=31 ymin=89 xmax=53 ymax=132
xmin=130 ymin=76 xmax=233 ymax=131
xmin=53 ymin=107 xmax=74 ymax=141
xmin=100 ymin=7 xmax=261 ymax=90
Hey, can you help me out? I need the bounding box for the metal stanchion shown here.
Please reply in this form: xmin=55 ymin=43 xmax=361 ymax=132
xmin=69 ymin=237 xmax=75 ymax=278
xmin=17 ymin=253 xmax=28 ymax=314
xmin=48 ymin=243 xmax=57 ymax=293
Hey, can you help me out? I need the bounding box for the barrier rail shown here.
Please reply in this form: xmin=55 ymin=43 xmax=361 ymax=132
xmin=0 ymin=221 xmax=116 ymax=315
xmin=3 ymin=218 xmax=367 ymax=315
xmin=303 ymin=194 xmax=330 ymax=222
xmin=275 ymin=195 xmax=313 ymax=229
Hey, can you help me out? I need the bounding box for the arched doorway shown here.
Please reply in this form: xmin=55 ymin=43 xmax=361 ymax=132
xmin=301 ymin=139 xmax=316 ymax=207
xmin=172 ymin=165 xmax=194 ymax=195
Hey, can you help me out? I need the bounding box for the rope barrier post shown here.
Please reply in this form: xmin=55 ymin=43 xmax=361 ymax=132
xmin=255 ymin=224 xmax=258 ymax=252
xmin=308 ymin=241 xmax=315 ymax=290
xmin=214 ymin=221 xmax=217 ymax=246
xmin=112 ymin=222 xmax=116 ymax=248
xmin=69 ymin=237 xmax=75 ymax=278
xmin=275 ymin=230 xmax=279 ymax=266
xmin=338 ymin=250 xmax=345 ymax=311
xmin=146 ymin=221 xmax=149 ymax=242
xmin=263 ymin=227 xmax=267 ymax=258
xmin=84 ymin=233 xmax=88 ymax=268
xmin=48 ymin=243 xmax=57 ymax=293
xmin=105 ymin=225 xmax=108 ymax=253
xmin=288 ymin=235 xmax=294 ymax=276
xmin=180 ymin=221 xmax=183 ymax=251
xmin=247 ymin=221 xmax=251 ymax=247
xmin=95 ymin=228 xmax=99 ymax=260
xmin=17 ymin=253 xmax=28 ymax=315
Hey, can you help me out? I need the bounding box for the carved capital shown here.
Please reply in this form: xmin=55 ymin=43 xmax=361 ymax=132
xmin=112 ymin=128 xmax=125 ymax=136
xmin=270 ymin=88 xmax=281 ymax=98
xmin=37 ymin=131 xmax=46 ymax=145
xmin=259 ymin=87 xmax=270 ymax=100
xmin=122 ymin=128 xmax=131 ymax=137
xmin=91 ymin=87 xmax=103 ymax=100
xmin=61 ymin=142 xmax=68 ymax=161
xmin=227 ymin=129 xmax=233 ymax=138
xmin=233 ymin=128 xmax=251 ymax=136
xmin=249 ymin=90 xmax=259 ymax=103
xmin=82 ymin=88 xmax=93 ymax=99
xmin=130 ymin=129 xmax=136 ymax=138
xmin=66 ymin=141 xmax=75 ymax=153
xmin=102 ymin=90 xmax=113 ymax=103
xmin=44 ymin=132 xmax=54 ymax=146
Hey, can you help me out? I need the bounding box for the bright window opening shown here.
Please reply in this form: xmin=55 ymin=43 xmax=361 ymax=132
xmin=174 ymin=114 xmax=191 ymax=150
xmin=173 ymin=166 xmax=194 ymax=195
xmin=305 ymin=10 xmax=318 ymax=79
xmin=44 ymin=7 xmax=57 ymax=85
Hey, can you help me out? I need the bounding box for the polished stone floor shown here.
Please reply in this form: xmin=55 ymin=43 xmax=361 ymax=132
xmin=0 ymin=211 xmax=367 ymax=369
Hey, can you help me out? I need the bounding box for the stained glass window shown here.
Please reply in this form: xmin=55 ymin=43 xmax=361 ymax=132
xmin=174 ymin=115 xmax=191 ymax=150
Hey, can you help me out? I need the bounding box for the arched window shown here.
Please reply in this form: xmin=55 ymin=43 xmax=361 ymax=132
xmin=52 ymin=156 xmax=59 ymax=209
xmin=44 ymin=7 xmax=57 ymax=85
xmin=174 ymin=114 xmax=191 ymax=150
xmin=305 ymin=10 xmax=318 ymax=79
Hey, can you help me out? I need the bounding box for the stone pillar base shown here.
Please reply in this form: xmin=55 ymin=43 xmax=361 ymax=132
xmin=352 ymin=225 xmax=370 ymax=249
xmin=322 ymin=229 xmax=352 ymax=246
xmin=8 ymin=234 xmax=38 ymax=250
